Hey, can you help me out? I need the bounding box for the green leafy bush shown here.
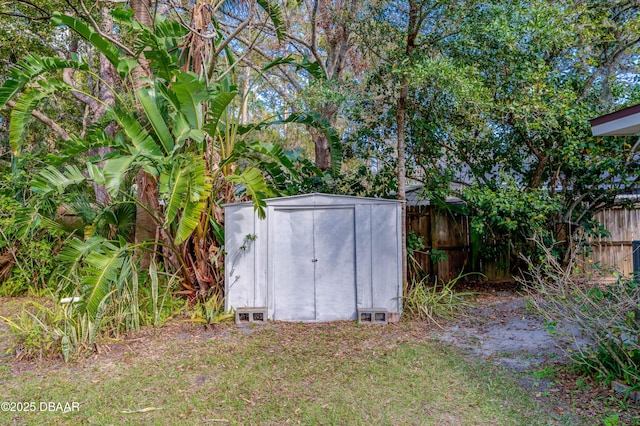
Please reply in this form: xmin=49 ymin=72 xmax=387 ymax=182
xmin=0 ymin=177 xmax=64 ymax=296
xmin=524 ymin=240 xmax=640 ymax=386
xmin=0 ymin=301 xmax=64 ymax=360
xmin=463 ymin=174 xmax=562 ymax=269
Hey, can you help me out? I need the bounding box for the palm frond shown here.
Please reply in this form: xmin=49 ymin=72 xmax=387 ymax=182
xmin=49 ymin=122 xmax=122 ymax=166
xmin=0 ymin=55 xmax=87 ymax=109
xmin=262 ymin=55 xmax=326 ymax=80
xmin=31 ymin=165 xmax=87 ymax=196
xmin=102 ymin=156 xmax=135 ymax=196
xmin=257 ymin=0 xmax=286 ymax=42
xmin=80 ymin=245 xmax=127 ymax=319
xmin=137 ymin=86 xmax=175 ymax=154
xmin=203 ymin=91 xmax=237 ymax=138
xmin=51 ymin=12 xmax=121 ymax=68
xmin=14 ymin=207 xmax=42 ymax=239
xmin=9 ymin=79 xmax=69 ymax=155
xmin=171 ymin=72 xmax=208 ymax=129
xmin=227 ymin=167 xmax=275 ymax=219
xmin=57 ymin=236 xmax=108 ymax=265
xmin=159 ymin=160 xmax=190 ymax=226
xmin=138 ymin=26 xmax=185 ymax=81
xmin=173 ymin=158 xmax=212 ymax=244
xmin=113 ymin=109 xmax=163 ymax=159
xmin=175 ymin=198 xmax=208 ymax=245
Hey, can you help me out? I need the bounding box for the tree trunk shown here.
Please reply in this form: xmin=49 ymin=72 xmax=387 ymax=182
xmin=131 ymin=0 xmax=153 ymax=93
xmin=241 ymin=66 xmax=250 ymax=125
xmin=312 ymin=130 xmax=332 ymax=171
xmin=94 ymin=7 xmax=118 ymax=205
xmin=307 ymin=0 xmax=361 ymax=171
xmin=312 ymin=104 xmax=338 ymax=171
xmin=396 ymin=0 xmax=420 ymax=287
xmin=132 ymin=0 xmax=158 ymax=269
xmin=135 ymin=169 xmax=161 ymax=270
xmin=530 ymin=154 xmax=549 ymax=190
xmin=132 ymin=0 xmax=152 ymax=27
xmin=397 ymin=75 xmax=408 ymax=286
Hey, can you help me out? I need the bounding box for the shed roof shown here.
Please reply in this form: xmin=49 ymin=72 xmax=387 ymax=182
xmin=590 ymin=104 xmax=640 ymax=136
xmin=224 ymin=192 xmax=403 ymax=208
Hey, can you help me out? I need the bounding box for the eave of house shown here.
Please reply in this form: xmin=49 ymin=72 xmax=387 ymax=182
xmin=590 ymin=104 xmax=640 ymax=136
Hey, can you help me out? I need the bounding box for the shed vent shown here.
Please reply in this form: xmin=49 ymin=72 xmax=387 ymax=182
xmin=357 ymin=309 xmax=388 ymax=325
xmin=235 ymin=307 xmax=267 ymax=324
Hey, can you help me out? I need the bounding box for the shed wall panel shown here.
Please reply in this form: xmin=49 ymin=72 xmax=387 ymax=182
xmin=355 ymin=204 xmax=373 ymax=309
xmin=271 ymin=209 xmax=316 ymax=320
xmin=225 ymin=206 xmax=257 ymax=309
xmin=254 ymin=213 xmax=268 ymax=308
xmin=314 ymin=207 xmax=357 ymax=320
xmin=371 ymin=204 xmax=401 ymax=312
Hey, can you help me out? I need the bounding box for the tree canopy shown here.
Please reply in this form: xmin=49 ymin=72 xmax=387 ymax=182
xmin=1 ymin=0 xmax=640 ymax=355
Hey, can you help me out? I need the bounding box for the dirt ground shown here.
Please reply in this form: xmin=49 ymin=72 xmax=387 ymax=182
xmin=1 ymin=292 xmax=639 ymax=423
xmin=430 ymin=289 xmax=640 ymax=423
xmin=433 ymin=291 xmax=582 ymax=379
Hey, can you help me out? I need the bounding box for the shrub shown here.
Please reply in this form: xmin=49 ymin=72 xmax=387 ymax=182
xmin=0 ymin=191 xmax=63 ymax=296
xmin=0 ymin=255 xmax=185 ymax=361
xmin=403 ymin=273 xmax=476 ymax=326
xmin=0 ymin=300 xmax=64 ymax=360
xmin=523 ymin=240 xmax=640 ymax=386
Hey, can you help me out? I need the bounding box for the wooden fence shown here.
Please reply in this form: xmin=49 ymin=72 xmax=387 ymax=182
xmin=408 ymin=204 xmax=640 ymax=284
xmin=407 ymin=205 xmax=469 ymax=283
xmin=585 ymin=207 xmax=640 ymax=281
xmin=406 ymin=205 xmax=511 ymax=284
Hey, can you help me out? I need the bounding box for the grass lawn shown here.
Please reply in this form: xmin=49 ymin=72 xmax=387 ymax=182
xmin=0 ymin=311 xmax=576 ymax=426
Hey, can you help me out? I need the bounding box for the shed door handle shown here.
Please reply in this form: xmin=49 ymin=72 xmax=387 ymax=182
xmin=311 ymin=259 xmax=318 ymax=263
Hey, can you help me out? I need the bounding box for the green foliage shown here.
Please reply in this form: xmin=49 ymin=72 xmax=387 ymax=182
xmin=403 ymin=273 xmax=476 ymax=326
xmin=159 ymin=155 xmax=212 ymax=244
xmin=463 ymin=175 xmax=562 ymax=267
xmin=525 ymin=241 xmax=640 ymax=387
xmin=0 ymin=287 xmax=183 ymax=362
xmin=50 ymin=13 xmax=121 ymax=68
xmin=222 ymin=139 xmax=324 ymax=196
xmin=568 ymin=278 xmax=640 ymax=386
xmin=263 ymin=55 xmax=327 ymax=81
xmin=1 ymin=244 xmax=185 ymax=360
xmin=190 ymin=293 xmax=234 ymax=324
xmin=0 ymin=301 xmax=65 ymax=360
xmin=329 ymin=161 xmax=397 ymax=198
xmin=602 ymin=414 xmax=620 ymax=426
xmin=406 ymin=230 xmax=425 ymax=257
xmin=352 ymin=0 xmax=640 ymax=272
xmin=0 ymin=163 xmax=64 ymax=296
xmin=0 ymin=240 xmax=59 ymax=296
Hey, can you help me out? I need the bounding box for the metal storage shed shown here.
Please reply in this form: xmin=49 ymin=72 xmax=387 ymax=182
xmin=225 ymin=193 xmax=403 ymax=322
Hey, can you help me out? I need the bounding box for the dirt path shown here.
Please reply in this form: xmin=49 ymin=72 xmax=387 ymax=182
xmin=431 ymin=291 xmax=588 ymax=389
xmin=427 ymin=291 xmax=640 ymax=424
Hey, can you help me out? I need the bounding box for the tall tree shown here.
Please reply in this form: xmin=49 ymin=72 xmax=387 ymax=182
xmin=354 ymin=0 xmax=470 ymax=282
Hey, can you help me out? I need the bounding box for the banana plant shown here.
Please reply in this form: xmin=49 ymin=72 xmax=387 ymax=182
xmin=1 ymin=9 xmax=332 ymax=310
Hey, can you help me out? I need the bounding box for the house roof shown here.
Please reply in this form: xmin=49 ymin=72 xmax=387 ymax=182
xmin=590 ymin=104 xmax=640 ymax=136
xmin=405 ymin=183 xmax=466 ymax=206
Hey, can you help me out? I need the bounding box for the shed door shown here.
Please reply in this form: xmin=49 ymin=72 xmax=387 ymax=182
xmin=272 ymin=207 xmax=356 ymax=321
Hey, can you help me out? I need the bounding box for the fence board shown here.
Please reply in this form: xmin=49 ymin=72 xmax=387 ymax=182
xmin=409 ymin=205 xmax=640 ymax=285
xmin=407 ymin=205 xmax=510 ymax=283
xmin=585 ymin=207 xmax=640 ymax=281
